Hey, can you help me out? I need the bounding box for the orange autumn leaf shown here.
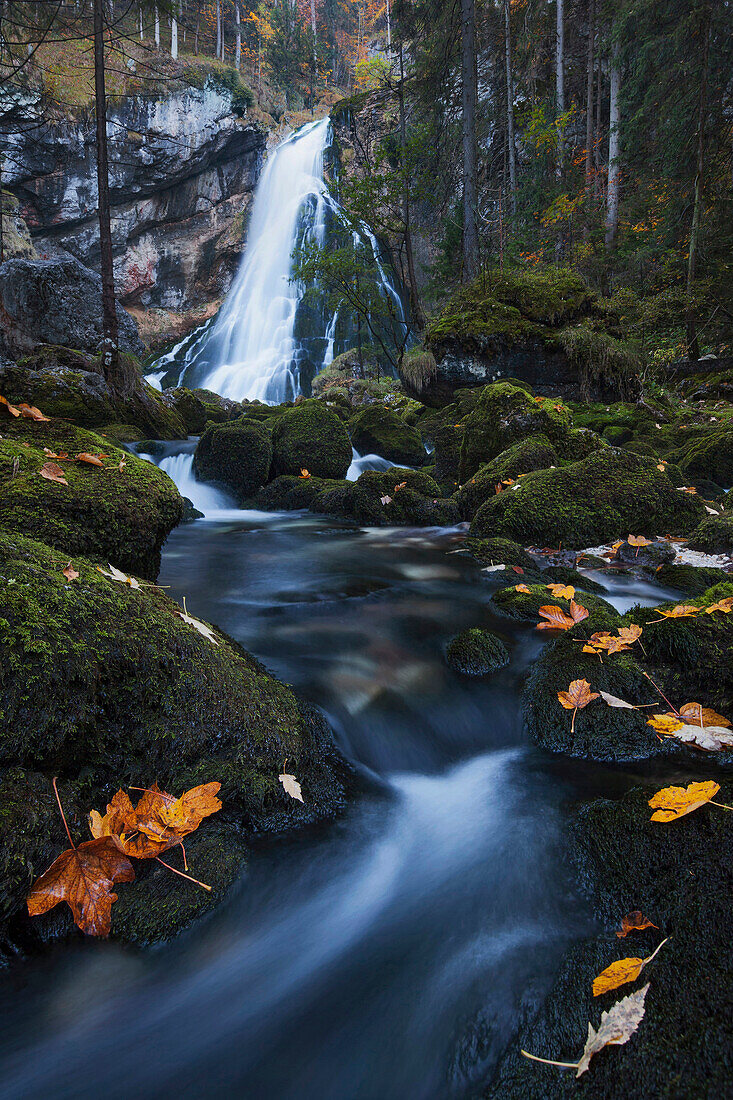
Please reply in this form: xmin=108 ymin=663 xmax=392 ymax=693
xmin=62 ymin=562 xmax=79 ymax=582
xmin=647 ymin=604 xmax=698 ymax=623
xmin=627 ymin=534 xmax=653 ymax=548
xmin=585 ymin=631 xmax=632 ymax=654
xmin=546 ymin=583 xmax=575 ymax=600
xmin=18 ymin=402 xmax=50 ymax=422
xmin=43 ymin=448 xmax=68 ymax=459
xmin=678 ymin=702 xmax=731 ymax=729
xmin=557 ymin=679 xmax=599 ymax=732
xmin=299 ymin=468 xmax=311 ymax=479
xmin=394 ymin=481 xmax=407 ymax=493
xmin=537 ymin=601 xmax=589 ymax=631
xmin=27 ymin=836 xmax=134 ymax=937
xmin=76 ymin=452 xmax=107 ymax=467
xmin=0 ymin=394 xmax=21 ymax=417
xmin=617 ymin=911 xmax=659 ymax=938
xmin=705 ymin=597 xmax=733 ymax=615
xmin=592 ymin=939 xmax=667 ymax=996
xmin=39 ymin=461 xmax=68 ymax=486
xmin=90 ymin=782 xmax=222 ymax=859
xmin=646 ymin=714 xmax=684 ymax=734
xmin=514 ymin=583 xmax=531 ymax=593
xmin=617 ymin=624 xmax=643 ymax=645
xmin=648 ymin=780 xmax=720 ymax=822
xmin=511 ymin=565 xmax=524 ymax=574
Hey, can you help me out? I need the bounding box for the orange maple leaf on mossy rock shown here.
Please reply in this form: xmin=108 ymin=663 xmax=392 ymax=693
xmin=89 ymin=782 xmax=222 ymax=859
xmin=536 ymin=601 xmax=589 ymax=630
xmin=27 ymin=837 xmax=134 ymax=937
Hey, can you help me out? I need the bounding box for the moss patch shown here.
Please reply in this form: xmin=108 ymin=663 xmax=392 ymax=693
xmin=458 ymin=434 xmax=559 ymax=519
xmin=445 ymin=629 xmax=510 ymax=676
xmin=194 ymin=419 xmax=272 ymax=502
xmin=348 ymin=404 xmax=426 ymax=467
xmin=270 ymin=400 xmax=352 ymax=480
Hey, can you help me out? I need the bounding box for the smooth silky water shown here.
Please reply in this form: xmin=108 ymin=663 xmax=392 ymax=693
xmin=0 ymin=491 xmax=680 ymax=1100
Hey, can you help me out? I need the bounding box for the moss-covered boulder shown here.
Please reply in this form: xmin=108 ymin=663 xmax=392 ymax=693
xmin=193 ymin=419 xmax=272 ymax=502
xmin=687 ymin=512 xmax=733 ymax=554
xmin=654 ymin=563 xmax=732 ymax=595
xmin=491 ymin=583 xmax=616 ymax=625
xmin=256 ymin=474 xmax=349 ymax=511
xmin=671 ymin=429 xmax=733 ymax=488
xmin=270 ymin=400 xmax=352 ymax=480
xmin=348 ymin=404 xmax=426 ymax=467
xmin=464 ymin=537 xmax=538 ymax=572
xmin=458 ymin=383 xmax=572 ymax=481
xmin=0 ymin=530 xmax=350 ymax=949
xmin=0 ymin=345 xmax=187 ymax=439
xmin=470 ymin=450 xmax=705 ymax=548
xmin=0 ymin=418 xmax=182 ymax=580
xmin=191 ymin=388 xmax=243 ymax=425
xmin=561 ymin=427 xmax=608 ymax=461
xmin=445 ymin=628 xmax=510 ymax=676
xmin=349 ymin=468 xmax=459 ymax=527
xmin=458 ymin=434 xmax=559 ymax=519
xmin=160 ymin=387 xmax=209 ymax=434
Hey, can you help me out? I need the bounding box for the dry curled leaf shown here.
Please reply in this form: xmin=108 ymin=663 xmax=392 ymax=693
xmin=394 ymin=481 xmax=407 ymax=492
xmin=279 ymin=773 xmax=304 ymax=802
xmin=299 ymin=468 xmax=311 ymax=479
xmin=678 ymin=702 xmax=731 ymax=729
xmin=705 ymin=597 xmax=733 ymax=615
xmin=617 ymin=911 xmax=658 ymax=938
xmin=27 ymin=837 xmax=134 ymax=937
xmin=39 ymin=461 xmax=68 ymax=486
xmin=546 ymin=583 xmax=575 ymax=600
xmin=592 ymin=938 xmax=667 ymax=996
xmin=648 ymin=604 xmax=698 ymax=622
xmin=537 ymin=601 xmax=589 ymax=631
xmin=62 ymin=562 xmax=79 ymax=582
xmin=576 ymin=984 xmax=650 ymax=1076
xmin=0 ymin=394 xmax=20 ymax=417
xmin=97 ymin=564 xmax=140 ymax=589
xmin=76 ymin=452 xmax=107 ymax=467
xmin=43 ymin=448 xmax=68 ymax=459
xmin=177 ymin=599 xmax=219 ymax=645
xmin=18 ymin=402 xmax=50 ymax=421
xmin=648 ymin=780 xmax=720 ymax=822
xmin=380 ymin=494 xmax=392 ymax=505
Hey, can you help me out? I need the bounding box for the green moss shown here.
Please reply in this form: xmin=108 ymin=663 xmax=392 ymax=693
xmin=560 ymin=427 xmax=608 ymax=461
xmin=256 ymin=474 xmax=348 ymax=511
xmin=399 ymin=348 xmax=438 ymax=395
xmin=558 ymin=323 xmax=642 ymax=401
xmin=445 ymin=628 xmax=510 ymax=676
xmin=270 ymin=400 xmax=352 ymax=480
xmin=98 ymin=423 xmax=147 ymax=443
xmin=671 ymin=429 xmax=733 ymax=487
xmin=491 ymin=583 xmax=616 ymax=624
xmin=350 ymin=468 xmax=459 ymax=527
xmin=348 ymin=404 xmax=426 ymax=467
xmin=0 ymin=419 xmax=182 ymax=580
xmin=464 ymin=537 xmax=538 ymax=571
xmin=193 ymin=419 xmax=272 ymax=502
xmin=470 ymin=449 xmax=705 ymax=549
xmin=654 ymin=563 xmax=732 ymax=595
xmin=687 ymin=513 xmax=733 ymax=554
xmin=457 ymin=433 xmax=559 ymax=519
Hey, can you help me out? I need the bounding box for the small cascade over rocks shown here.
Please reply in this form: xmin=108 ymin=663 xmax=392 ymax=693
xmin=147 ymin=118 xmax=406 ymax=403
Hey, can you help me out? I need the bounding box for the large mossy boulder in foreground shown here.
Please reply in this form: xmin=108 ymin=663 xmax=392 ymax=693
xmin=485 ymin=785 xmax=733 ymax=1100
xmin=193 ymin=419 xmax=272 ymax=502
xmin=348 ymin=404 xmax=426 ymax=467
xmin=470 ymin=449 xmax=705 ymax=548
xmin=457 ymin=433 xmax=559 ymax=519
xmin=458 ymin=383 xmax=572 ymax=481
xmin=270 ymin=400 xmax=352 ymax=480
xmin=0 ymin=529 xmax=350 ymax=948
xmin=0 ymin=418 xmax=182 ymax=580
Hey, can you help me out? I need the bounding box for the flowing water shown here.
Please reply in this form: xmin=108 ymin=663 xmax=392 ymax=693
xmin=146 ymin=118 xmax=406 ymax=402
xmin=0 ymin=477 xmax=678 ymax=1099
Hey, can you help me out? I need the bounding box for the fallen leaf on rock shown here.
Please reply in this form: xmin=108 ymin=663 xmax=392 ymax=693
xmin=617 ymin=911 xmax=658 ymax=938
xmin=0 ymin=394 xmax=20 ymax=417
xmin=647 ymin=604 xmax=698 ymax=623
xmin=656 ymin=462 xmax=666 ymax=472
xmin=279 ymin=773 xmax=304 ymax=802
xmin=546 ymin=583 xmax=575 ymax=600
xmin=18 ymin=402 xmax=50 ymax=421
xmin=43 ymin=448 xmax=68 ymax=459
xmin=592 ymin=939 xmax=667 ymax=996
xmin=90 ymin=782 xmax=222 ymax=859
xmin=679 ymin=702 xmax=731 ymax=729
xmin=617 ymin=624 xmax=643 ymax=645
xmin=678 ymin=485 xmax=697 ymax=494
xmin=646 ymin=714 xmax=684 ymax=734
xmin=514 ymin=583 xmax=531 ymax=593
xmin=76 ymin=452 xmax=107 ymax=467
xmin=39 ymin=461 xmax=68 ymax=486
xmin=537 ymin=601 xmax=589 ymax=631
xmin=483 ymin=564 xmax=506 ymax=573
xmin=648 ymin=780 xmax=720 ymax=822
xmin=177 ymin=598 xmax=219 ymax=645
xmin=627 ymin=535 xmax=653 ymax=549
xmin=62 ymin=562 xmax=79 ymax=582
xmin=299 ymin=468 xmax=311 ymax=479
xmin=585 ymin=631 xmax=632 ymax=654
xmin=558 ymin=679 xmax=599 ymax=732
xmin=706 ymin=597 xmax=733 ymax=614
xmin=394 ymin=481 xmax=407 ymax=492
xmin=511 ymin=566 xmax=524 ymax=574
xmin=600 ymin=691 xmax=636 ymax=709
xmin=667 ymin=724 xmax=733 ymax=751
xmin=97 ymin=564 xmax=140 ymax=589
xmin=27 ymin=836 xmax=134 ymax=937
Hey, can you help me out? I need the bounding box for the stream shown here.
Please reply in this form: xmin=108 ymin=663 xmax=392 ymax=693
xmin=0 ymin=496 xmax=677 ymax=1099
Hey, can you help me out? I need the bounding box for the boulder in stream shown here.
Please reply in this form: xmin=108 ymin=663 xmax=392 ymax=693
xmin=193 ymin=418 xmax=273 ymax=502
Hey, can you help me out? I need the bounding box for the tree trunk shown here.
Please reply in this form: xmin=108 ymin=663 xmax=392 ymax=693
xmin=235 ymin=1 xmax=241 ymax=68
xmin=504 ymin=0 xmax=517 ymax=216
xmin=171 ymin=9 xmax=177 ymax=59
xmin=93 ymin=0 xmax=120 ymax=384
xmin=154 ymin=3 xmax=159 ymax=47
xmin=594 ymin=50 xmax=602 ymax=198
xmin=686 ymin=3 xmax=711 ymax=361
xmin=585 ymin=0 xmax=594 ymax=185
xmin=138 ymin=3 xmax=143 ymax=41
xmin=605 ymin=37 xmax=621 ymax=248
xmin=216 ymin=0 xmax=221 ymax=59
xmin=460 ymin=0 xmax=479 ymax=280
xmin=398 ymin=44 xmax=423 ymax=325
xmin=556 ymin=0 xmax=564 ymax=177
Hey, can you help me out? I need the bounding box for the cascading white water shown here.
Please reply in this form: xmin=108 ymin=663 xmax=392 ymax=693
xmin=146 ymin=117 xmax=406 ymax=403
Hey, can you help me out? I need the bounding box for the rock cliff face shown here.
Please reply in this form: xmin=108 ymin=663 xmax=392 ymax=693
xmin=4 ymin=79 xmax=266 ymax=320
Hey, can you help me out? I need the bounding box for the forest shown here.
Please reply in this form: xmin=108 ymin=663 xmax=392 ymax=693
xmin=0 ymin=2 xmax=731 ymax=1099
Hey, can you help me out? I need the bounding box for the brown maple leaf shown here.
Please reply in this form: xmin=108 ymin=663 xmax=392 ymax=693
xmin=27 ymin=836 xmax=134 ymax=937
xmin=537 ymin=600 xmax=589 ymax=631
xmin=0 ymin=394 xmax=21 ymax=417
xmin=617 ymin=911 xmax=659 ymax=938
xmin=39 ymin=461 xmax=68 ymax=486
xmin=557 ymin=678 xmax=600 ymax=731
xmin=76 ymin=452 xmax=107 ymax=467
xmin=678 ymin=702 xmax=731 ymax=729
xmin=90 ymin=782 xmax=222 ymax=859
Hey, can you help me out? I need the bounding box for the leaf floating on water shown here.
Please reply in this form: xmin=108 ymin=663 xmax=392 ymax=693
xmin=97 ymin=564 xmax=141 ymax=590
xmin=39 ymin=461 xmax=68 ymax=486
xmin=648 ymin=780 xmax=720 ymax=822
xmin=279 ymin=773 xmax=304 ymax=802
xmin=27 ymin=836 xmax=135 ymax=937
xmin=617 ymin=911 xmax=658 ymax=938
xmin=177 ymin=598 xmax=219 ymax=646
xmin=592 ymin=939 xmax=667 ymax=996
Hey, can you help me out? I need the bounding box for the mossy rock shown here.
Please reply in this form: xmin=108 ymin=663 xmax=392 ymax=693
xmin=98 ymin=422 xmax=147 ymax=443
xmin=654 ymin=563 xmax=732 ymax=595
xmin=191 ymin=388 xmax=243 ymax=425
xmin=0 ymin=530 xmax=350 ymax=948
xmin=193 ymin=419 xmax=272 ymax=503
xmin=464 ymin=537 xmax=538 ymax=572
xmin=560 ymin=427 xmax=608 ymax=461
xmin=687 ymin=512 xmax=733 ymax=554
xmin=0 ymin=419 xmax=182 ymax=580
xmin=161 ymin=387 xmax=209 ymax=434
xmin=458 ymin=434 xmax=559 ymax=519
xmin=348 ymin=404 xmax=426 ymax=467
xmin=445 ymin=628 xmax=510 ymax=676
xmin=350 ymin=468 xmax=459 ymax=527
xmin=671 ymin=429 xmax=733 ymax=488
xmin=491 ymin=583 xmax=616 ymax=625
xmin=602 ymin=424 xmax=632 ymax=445
xmin=311 ymin=481 xmax=356 ymax=519
xmin=470 ymin=450 xmax=706 ymax=549
xmin=270 ymin=400 xmax=352 ymax=480
xmin=458 ymin=383 xmax=572 ymax=481
xmin=624 ymin=439 xmax=658 ymax=457
xmin=542 ymin=564 xmax=607 ymax=594
xmin=256 ymin=474 xmax=348 ymax=511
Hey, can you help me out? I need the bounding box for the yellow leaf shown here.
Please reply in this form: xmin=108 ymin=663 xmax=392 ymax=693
xmin=646 ymin=714 xmax=684 ymax=734
xmin=648 ymin=781 xmax=720 ymax=822
xmin=592 ymin=938 xmax=667 ymax=996
xmin=546 ymin=583 xmax=575 ymax=600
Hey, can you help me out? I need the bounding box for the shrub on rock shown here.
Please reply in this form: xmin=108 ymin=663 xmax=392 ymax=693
xmin=348 ymin=404 xmax=426 ymax=467
xmin=270 ymin=400 xmax=352 ymax=480
xmin=193 ymin=419 xmax=272 ymax=502
xmin=470 ymin=450 xmax=705 ymax=548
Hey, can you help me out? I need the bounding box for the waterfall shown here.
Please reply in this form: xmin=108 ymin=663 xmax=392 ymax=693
xmin=146 ymin=117 xmax=406 ymax=403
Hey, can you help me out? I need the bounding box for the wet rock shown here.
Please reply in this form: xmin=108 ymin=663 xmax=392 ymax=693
xmin=615 ymin=538 xmax=675 ymax=569
xmin=270 ymin=400 xmax=352 ymax=480
xmin=0 ymin=418 xmax=182 ymax=580
xmin=0 ymin=257 xmax=145 ymax=358
xmin=653 ymin=563 xmax=731 ymax=594
xmin=348 ymin=404 xmax=427 ymax=467
xmin=256 ymin=474 xmax=349 ymax=511
xmin=687 ymin=512 xmax=733 ymax=555
xmin=445 ymin=629 xmax=510 ymax=676
xmin=457 ymin=434 xmax=559 ymax=520
xmin=470 ymin=450 xmax=705 ymax=549
xmin=350 ymin=468 xmax=459 ymax=527
xmin=193 ymin=419 xmax=272 ymax=502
